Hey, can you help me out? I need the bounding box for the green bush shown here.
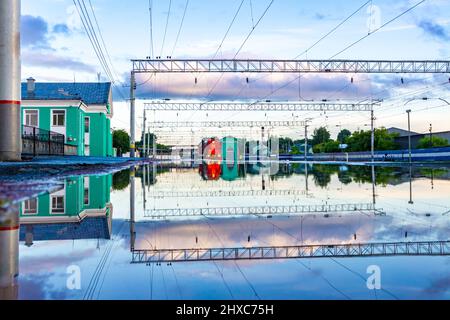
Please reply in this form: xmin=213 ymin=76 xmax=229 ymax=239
xmin=417 ymin=136 xmax=448 ymax=149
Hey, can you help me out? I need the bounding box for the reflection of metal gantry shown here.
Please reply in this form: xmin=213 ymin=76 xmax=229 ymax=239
xmin=144 ymin=203 xmax=379 ymax=219
xmin=131 ymin=241 xmax=450 ymax=263
xmin=144 ymin=101 xmax=379 ymax=112
xmin=148 ymin=189 xmax=308 ymax=198
xmin=132 ymin=59 xmax=450 ymax=74
xmin=149 ymin=121 xmax=306 ymax=128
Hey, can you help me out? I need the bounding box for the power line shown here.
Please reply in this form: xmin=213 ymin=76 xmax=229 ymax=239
xmin=205 ymin=0 xmax=275 ymax=99
xmin=149 ymin=0 xmax=154 ymax=58
xmin=160 ymin=0 xmax=173 ymax=57
xmin=171 ymin=0 xmax=190 ymax=57
xmin=330 ymin=0 xmax=426 ymax=59
xmin=295 ymin=0 xmax=371 ymax=58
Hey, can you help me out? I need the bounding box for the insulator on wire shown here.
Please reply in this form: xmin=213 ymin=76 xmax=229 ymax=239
xmin=351 ymin=77 xmax=354 ymax=83
xmin=401 ymin=78 xmax=404 ymax=84
xmin=246 ymin=77 xmax=249 ymax=83
xmin=195 ymin=77 xmax=198 ymax=84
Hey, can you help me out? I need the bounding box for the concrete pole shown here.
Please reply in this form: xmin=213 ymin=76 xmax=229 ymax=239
xmin=371 ymin=110 xmax=375 ymax=163
xmin=130 ymin=72 xmax=136 ymax=158
xmin=304 ymin=124 xmax=308 ymax=161
xmin=142 ymin=109 xmax=146 ymax=158
xmin=0 ymin=206 xmax=20 ymax=300
xmin=407 ymin=110 xmax=412 ymax=164
xmin=129 ymin=167 xmax=136 ymax=251
xmin=0 ymin=0 xmax=22 ymax=161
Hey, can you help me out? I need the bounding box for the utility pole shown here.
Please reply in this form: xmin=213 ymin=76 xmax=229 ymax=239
xmin=304 ymin=123 xmax=309 ymax=161
xmin=407 ymin=110 xmax=412 ymax=164
xmin=143 ymin=109 xmax=146 ymax=158
xmin=371 ymin=109 xmax=375 ymax=163
xmin=130 ymin=72 xmax=136 ymax=158
xmin=0 ymin=0 xmax=21 ymax=161
xmin=429 ymin=123 xmax=433 ymax=147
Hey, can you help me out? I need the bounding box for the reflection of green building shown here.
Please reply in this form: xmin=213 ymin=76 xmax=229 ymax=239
xmin=19 ymin=175 xmax=113 ymax=245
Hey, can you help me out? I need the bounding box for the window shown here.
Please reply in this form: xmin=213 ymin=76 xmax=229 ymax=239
xmin=23 ymin=198 xmax=38 ymax=215
xmin=84 ymin=188 xmax=89 ymax=205
xmin=51 ymin=196 xmax=65 ymax=214
xmin=84 ymin=117 xmax=90 ymax=133
xmin=52 ymin=110 xmax=65 ymax=127
xmin=24 ymin=110 xmax=39 ymax=127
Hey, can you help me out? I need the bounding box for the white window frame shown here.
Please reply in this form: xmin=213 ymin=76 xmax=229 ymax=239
xmin=84 ymin=116 xmax=90 ymax=133
xmin=50 ymin=195 xmax=65 ymax=214
xmin=23 ymin=198 xmax=38 ymax=215
xmin=51 ymin=109 xmax=66 ymax=127
xmin=83 ymin=177 xmax=90 ymax=206
xmin=24 ymin=109 xmax=39 ymax=127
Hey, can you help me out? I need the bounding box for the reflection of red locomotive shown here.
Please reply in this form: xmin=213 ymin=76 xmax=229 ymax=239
xmin=198 ymin=138 xmax=222 ymax=161
xmin=199 ymin=162 xmax=222 ymax=180
xmin=198 ymin=138 xmax=222 ymax=180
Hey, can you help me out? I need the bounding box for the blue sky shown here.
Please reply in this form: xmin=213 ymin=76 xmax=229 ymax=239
xmin=21 ymin=0 xmax=450 ymax=138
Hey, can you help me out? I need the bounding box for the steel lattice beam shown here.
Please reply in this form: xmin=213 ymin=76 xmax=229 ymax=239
xmin=132 ymin=59 xmax=450 ymax=74
xmin=147 ymin=189 xmax=308 ymax=198
xmin=131 ymin=241 xmax=450 ymax=263
xmin=144 ymin=203 xmax=378 ymax=218
xmin=149 ymin=121 xmax=306 ymax=128
xmin=144 ymin=101 xmax=379 ymax=112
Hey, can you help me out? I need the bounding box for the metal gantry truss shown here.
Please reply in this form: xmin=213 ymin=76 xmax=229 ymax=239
xmin=132 ymin=59 xmax=450 ymax=74
xmin=144 ymin=203 xmax=379 ymax=218
xmin=131 ymin=240 xmax=450 ymax=263
xmin=147 ymin=189 xmax=308 ymax=198
xmin=149 ymin=120 xmax=306 ymax=128
xmin=144 ymin=101 xmax=380 ymax=112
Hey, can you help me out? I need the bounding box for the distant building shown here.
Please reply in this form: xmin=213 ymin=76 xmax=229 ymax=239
xmin=386 ymin=127 xmax=419 ymax=137
xmin=21 ymin=78 xmax=114 ymax=157
xmin=387 ymin=127 xmax=450 ymax=149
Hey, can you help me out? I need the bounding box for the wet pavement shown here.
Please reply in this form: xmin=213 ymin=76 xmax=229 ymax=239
xmin=1 ymin=161 xmax=449 ymax=300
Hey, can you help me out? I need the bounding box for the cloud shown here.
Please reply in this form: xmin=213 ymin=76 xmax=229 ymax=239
xmin=417 ymin=19 xmax=450 ymax=41
xmin=22 ymin=51 xmax=97 ymax=73
xmin=135 ymin=73 xmax=383 ymax=101
xmin=53 ymin=23 xmax=70 ymax=35
xmin=21 ymin=15 xmax=50 ymax=49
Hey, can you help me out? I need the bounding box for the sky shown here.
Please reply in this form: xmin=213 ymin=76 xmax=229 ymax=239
xmin=21 ymin=0 xmax=450 ymax=141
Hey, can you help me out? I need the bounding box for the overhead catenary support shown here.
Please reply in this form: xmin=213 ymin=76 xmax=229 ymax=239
xmin=144 ymin=101 xmax=380 ymax=112
xmin=132 ymin=59 xmax=450 ymax=74
xmin=144 ymin=203 xmax=379 ymax=218
xmin=131 ymin=241 xmax=450 ymax=264
xmin=149 ymin=120 xmax=306 ymax=128
xmin=0 ymin=0 xmax=21 ymax=161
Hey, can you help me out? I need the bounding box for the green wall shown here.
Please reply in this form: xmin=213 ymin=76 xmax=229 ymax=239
xmin=20 ymin=175 xmax=112 ymax=218
xmin=22 ymin=105 xmax=114 ymax=157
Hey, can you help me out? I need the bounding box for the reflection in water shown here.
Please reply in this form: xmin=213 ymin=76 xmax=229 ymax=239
xmin=1 ymin=162 xmax=449 ymax=299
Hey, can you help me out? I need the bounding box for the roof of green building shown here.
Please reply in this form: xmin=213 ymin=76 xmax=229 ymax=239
xmin=21 ymin=82 xmax=112 ymax=105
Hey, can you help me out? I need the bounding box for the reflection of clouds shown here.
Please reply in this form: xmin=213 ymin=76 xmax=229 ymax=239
xmin=18 ymin=273 xmax=68 ymax=300
xmin=423 ymin=275 xmax=450 ymax=297
xmin=134 ymin=214 xmax=447 ymax=250
xmin=19 ymin=248 xmax=96 ymax=274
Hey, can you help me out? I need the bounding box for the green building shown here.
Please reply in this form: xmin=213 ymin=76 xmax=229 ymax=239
xmin=21 ymin=78 xmax=114 ymax=157
xmin=19 ymin=174 xmax=113 ymax=244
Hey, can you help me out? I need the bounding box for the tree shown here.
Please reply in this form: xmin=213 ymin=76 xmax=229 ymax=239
xmin=346 ymin=128 xmax=399 ymax=152
xmin=313 ymin=140 xmax=341 ymax=154
xmin=311 ymin=127 xmax=331 ymax=146
xmin=112 ymin=169 xmax=130 ymax=190
xmin=337 ymin=129 xmax=352 ymax=144
xmin=113 ymin=130 xmax=130 ymax=156
xmin=417 ymin=136 xmax=448 ymax=149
